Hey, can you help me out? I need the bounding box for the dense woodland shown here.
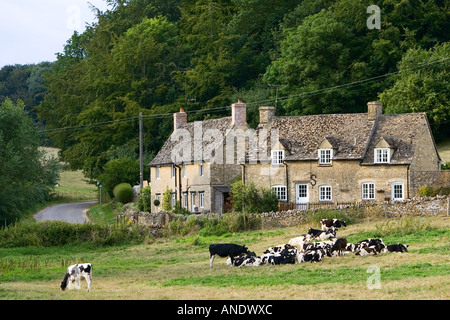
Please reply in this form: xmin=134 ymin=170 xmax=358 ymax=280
xmin=1 ymin=0 xmax=449 ymax=189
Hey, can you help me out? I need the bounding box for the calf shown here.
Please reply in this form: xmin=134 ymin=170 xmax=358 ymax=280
xmin=355 ymin=238 xmax=386 ymax=254
xmin=60 ymin=263 xmax=92 ymax=292
xmin=209 ymin=243 xmax=248 ymax=267
xmin=321 ymin=219 xmax=347 ymax=231
xmin=307 ymin=227 xmax=337 ymax=240
xmin=384 ymin=244 xmax=408 ymax=253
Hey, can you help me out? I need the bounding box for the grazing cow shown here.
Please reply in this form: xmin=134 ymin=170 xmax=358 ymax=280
xmin=384 ymin=244 xmax=408 ymax=253
xmin=288 ymin=235 xmax=311 ymax=252
xmin=209 ymin=243 xmax=248 ymax=267
xmin=60 ymin=263 xmax=92 ymax=292
xmin=298 ymin=249 xmax=326 ymax=263
xmin=321 ymin=219 xmax=347 ymax=231
xmin=331 ymin=238 xmax=348 ymax=257
xmin=307 ymin=227 xmax=337 ymax=240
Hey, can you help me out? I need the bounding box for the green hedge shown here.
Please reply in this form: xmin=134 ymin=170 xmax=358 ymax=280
xmin=0 ymin=221 xmax=148 ymax=247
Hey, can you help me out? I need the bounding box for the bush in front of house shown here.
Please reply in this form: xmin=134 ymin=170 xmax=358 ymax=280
xmin=113 ymin=183 xmax=134 ymax=203
xmin=138 ymin=186 xmax=151 ymax=212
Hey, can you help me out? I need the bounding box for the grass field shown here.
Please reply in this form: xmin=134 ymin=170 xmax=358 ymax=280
xmin=437 ymin=138 xmax=450 ymax=163
xmin=0 ymin=215 xmax=449 ymax=300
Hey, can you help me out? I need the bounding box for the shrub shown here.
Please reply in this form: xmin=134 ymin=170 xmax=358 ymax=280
xmin=162 ymin=188 xmax=173 ymax=211
xmin=230 ymin=180 xmax=278 ymax=213
xmin=419 ymin=185 xmax=432 ymax=197
xmin=113 ymin=183 xmax=134 ymax=203
xmin=138 ymin=186 xmax=151 ymax=212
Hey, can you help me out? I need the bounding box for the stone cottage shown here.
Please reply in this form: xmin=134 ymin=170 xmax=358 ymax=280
xmin=149 ymin=100 xmax=250 ymax=213
xmin=244 ymin=101 xmax=442 ymax=206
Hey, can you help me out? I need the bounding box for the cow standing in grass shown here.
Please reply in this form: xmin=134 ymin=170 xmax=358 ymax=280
xmin=60 ymin=263 xmax=92 ymax=292
xmin=209 ymin=244 xmax=249 ymax=267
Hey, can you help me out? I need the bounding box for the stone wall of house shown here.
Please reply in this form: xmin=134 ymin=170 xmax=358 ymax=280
xmin=410 ymin=170 xmax=450 ymax=196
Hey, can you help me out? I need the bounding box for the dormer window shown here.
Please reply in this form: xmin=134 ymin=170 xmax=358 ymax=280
xmin=271 ymin=150 xmax=284 ymax=165
xmin=374 ymin=148 xmax=390 ymax=163
xmin=318 ymin=149 xmax=332 ymax=165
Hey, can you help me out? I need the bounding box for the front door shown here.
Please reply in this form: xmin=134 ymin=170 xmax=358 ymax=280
xmin=296 ymin=184 xmax=309 ymax=210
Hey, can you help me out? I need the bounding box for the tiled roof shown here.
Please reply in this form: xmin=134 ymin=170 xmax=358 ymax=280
xmin=361 ymin=113 xmax=429 ymax=164
xmin=149 ymin=117 xmax=232 ymax=166
xmin=258 ymin=113 xmax=375 ymax=160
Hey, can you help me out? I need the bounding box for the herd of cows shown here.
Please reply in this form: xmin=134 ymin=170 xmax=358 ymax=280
xmin=209 ymin=218 xmax=409 ymax=268
xmin=60 ymin=219 xmax=409 ymax=292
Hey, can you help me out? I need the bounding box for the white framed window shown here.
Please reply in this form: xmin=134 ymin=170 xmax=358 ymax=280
xmin=271 ymin=185 xmax=287 ymax=201
xmin=156 ymin=166 xmax=160 ymax=179
xmin=362 ymin=182 xmax=375 ymax=200
xmin=392 ymin=182 xmax=404 ymax=201
xmin=271 ymin=150 xmax=284 ymax=165
xmin=375 ymin=148 xmax=390 ymax=163
xmin=171 ymin=165 xmax=176 ymax=178
xmin=199 ymin=163 xmax=204 ymax=176
xmin=319 ymin=185 xmax=332 ymax=201
xmin=318 ymin=149 xmax=332 ymax=165
xmin=199 ymin=192 xmax=204 ymax=208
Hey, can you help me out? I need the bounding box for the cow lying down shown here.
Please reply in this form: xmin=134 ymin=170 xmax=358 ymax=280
xmin=226 ymin=251 xmax=261 ymax=267
xmin=60 ymin=263 xmax=92 ymax=292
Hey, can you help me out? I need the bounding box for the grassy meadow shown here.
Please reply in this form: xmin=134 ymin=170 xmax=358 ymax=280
xmin=0 ymin=215 xmax=449 ymax=300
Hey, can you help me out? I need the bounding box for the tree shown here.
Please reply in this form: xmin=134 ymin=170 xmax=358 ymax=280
xmin=380 ymin=42 xmax=450 ymax=141
xmin=0 ymin=99 xmax=60 ymax=223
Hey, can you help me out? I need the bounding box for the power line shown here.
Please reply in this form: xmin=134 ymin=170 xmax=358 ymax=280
xmin=39 ymin=56 xmax=449 ymax=134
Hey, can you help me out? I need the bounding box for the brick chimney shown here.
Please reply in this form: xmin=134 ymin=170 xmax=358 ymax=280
xmin=367 ymin=101 xmax=382 ymax=121
xmin=231 ymin=99 xmax=247 ymax=127
xmin=259 ymin=106 xmax=276 ymax=125
xmin=173 ymin=107 xmax=187 ymax=131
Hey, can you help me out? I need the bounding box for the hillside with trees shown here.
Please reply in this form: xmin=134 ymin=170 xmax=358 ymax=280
xmin=2 ymin=0 xmax=448 ymax=191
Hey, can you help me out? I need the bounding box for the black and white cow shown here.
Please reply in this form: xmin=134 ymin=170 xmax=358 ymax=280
xmin=261 ymin=246 xmax=298 ymax=265
xmin=264 ymin=243 xmax=296 ymax=254
xmin=384 ymin=244 xmax=408 ymax=253
xmin=354 ymin=238 xmax=386 ymax=256
xmin=320 ymin=219 xmax=347 ymax=231
xmin=307 ymin=227 xmax=337 ymax=240
xmin=227 ymin=251 xmax=261 ymax=267
xmin=298 ymin=249 xmax=326 ymax=263
xmin=60 ymin=263 xmax=92 ymax=292
xmin=209 ymin=243 xmax=249 ymax=267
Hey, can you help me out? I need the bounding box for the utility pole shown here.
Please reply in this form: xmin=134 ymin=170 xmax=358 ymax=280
xmin=139 ymin=112 xmax=143 ymax=190
xmin=268 ymin=84 xmax=281 ymax=108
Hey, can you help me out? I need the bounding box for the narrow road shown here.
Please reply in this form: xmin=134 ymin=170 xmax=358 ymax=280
xmin=34 ymin=201 xmax=97 ymax=223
